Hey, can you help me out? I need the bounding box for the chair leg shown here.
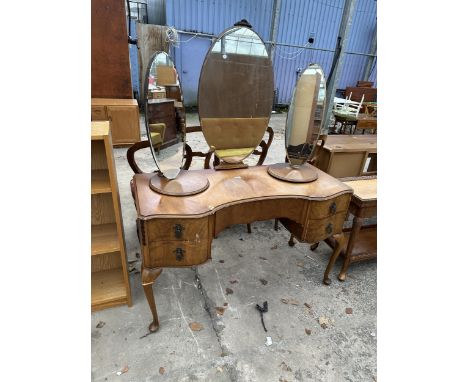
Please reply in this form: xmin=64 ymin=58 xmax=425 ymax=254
xmin=247 ymin=223 xmax=252 ymax=234
xmin=274 ymin=219 xmax=279 ymax=231
xmin=288 ymin=234 xmax=295 ymax=247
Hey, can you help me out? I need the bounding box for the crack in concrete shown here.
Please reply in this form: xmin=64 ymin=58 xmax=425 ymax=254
xmin=192 ymin=267 xmax=242 ymax=382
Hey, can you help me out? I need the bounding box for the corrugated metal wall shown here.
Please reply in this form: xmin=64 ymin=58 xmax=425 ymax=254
xmin=147 ymin=0 xmax=166 ymax=25
xmin=165 ymin=0 xmax=376 ymax=105
xmin=272 ymin=0 xmax=343 ymax=104
xmin=166 ymin=0 xmax=273 ymax=39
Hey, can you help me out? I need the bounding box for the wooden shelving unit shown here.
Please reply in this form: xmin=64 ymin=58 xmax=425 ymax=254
xmin=91 ymin=121 xmax=132 ymax=311
xmin=91 ymin=170 xmax=111 ymax=194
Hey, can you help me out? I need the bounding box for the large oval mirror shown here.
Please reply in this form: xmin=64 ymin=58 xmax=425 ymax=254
xmin=198 ymin=23 xmax=274 ymax=169
xmin=268 ymin=63 xmax=326 ymax=182
xmin=144 ymin=51 xmax=185 ymax=179
xmin=144 ymin=51 xmax=209 ymax=195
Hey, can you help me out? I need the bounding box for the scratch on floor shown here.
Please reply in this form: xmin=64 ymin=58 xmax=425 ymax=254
xmin=214 ymin=268 xmax=227 ymax=301
xmin=171 ymin=285 xmax=205 ymax=359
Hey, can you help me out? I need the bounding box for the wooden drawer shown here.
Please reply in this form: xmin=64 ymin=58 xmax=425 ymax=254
xmin=147 ymin=104 xmax=175 ymax=119
xmin=147 ymin=240 xmax=210 ymax=267
xmin=91 ymin=106 xmax=107 ymax=121
xmin=306 ymin=194 xmax=350 ymax=219
xmin=215 ymin=198 xmax=307 ymax=236
xmin=146 ymin=217 xmax=209 ymax=242
xmin=148 ymin=110 xmax=174 ymax=119
xmin=304 ymin=211 xmax=347 ymax=243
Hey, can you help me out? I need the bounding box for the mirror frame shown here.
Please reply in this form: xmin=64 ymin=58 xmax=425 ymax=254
xmin=285 ymin=63 xmax=327 ymax=166
xmin=143 ymin=50 xmax=186 ymax=179
xmin=197 ymin=23 xmax=274 ymax=168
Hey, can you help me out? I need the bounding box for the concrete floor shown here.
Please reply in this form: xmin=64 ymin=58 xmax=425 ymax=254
xmin=91 ymin=112 xmax=377 ymax=382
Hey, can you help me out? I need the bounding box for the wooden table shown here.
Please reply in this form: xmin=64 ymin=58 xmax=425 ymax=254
xmin=356 ymin=114 xmax=377 ymax=134
xmin=133 ymin=165 xmax=353 ymax=332
xmin=334 ymin=113 xmax=377 ymax=135
xmin=324 ymin=176 xmax=377 ymax=281
xmin=315 ymin=135 xmax=377 ymax=178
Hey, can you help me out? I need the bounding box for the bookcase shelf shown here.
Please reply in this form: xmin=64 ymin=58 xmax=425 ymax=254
xmin=91 ymin=169 xmax=112 ymax=194
xmin=91 ymin=223 xmax=119 ymax=255
xmin=91 ymin=121 xmax=131 ymax=311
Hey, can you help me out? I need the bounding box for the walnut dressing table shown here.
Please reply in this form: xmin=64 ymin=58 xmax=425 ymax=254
xmin=133 ymin=165 xmax=353 ymax=332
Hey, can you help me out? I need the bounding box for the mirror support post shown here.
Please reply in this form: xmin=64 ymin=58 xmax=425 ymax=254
xmin=323 ymin=0 xmax=357 ymax=133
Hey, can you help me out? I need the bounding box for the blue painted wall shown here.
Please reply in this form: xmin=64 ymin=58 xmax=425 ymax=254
xmin=165 ymin=0 xmax=376 ymax=105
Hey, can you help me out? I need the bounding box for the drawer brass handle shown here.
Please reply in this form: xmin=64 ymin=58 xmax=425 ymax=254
xmin=174 ymin=247 xmax=185 ymax=261
xmin=326 ymin=223 xmax=333 ymax=235
xmin=174 ymin=224 xmax=185 ymax=238
xmin=329 ymin=202 xmax=337 ymax=214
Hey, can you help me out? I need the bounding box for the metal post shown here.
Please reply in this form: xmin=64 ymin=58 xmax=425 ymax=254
xmin=268 ymin=0 xmax=282 ymax=61
xmin=323 ymin=0 xmax=357 ymax=132
xmin=362 ymin=25 xmax=377 ymax=81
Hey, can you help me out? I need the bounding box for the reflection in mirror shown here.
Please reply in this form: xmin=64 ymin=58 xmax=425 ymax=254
xmin=268 ymin=63 xmax=326 ymax=183
xmin=144 ymin=51 xmax=185 ymax=180
xmin=285 ymin=64 xmax=326 ymax=165
xmin=198 ymin=23 xmax=274 ymax=169
xmin=144 ymin=51 xmax=209 ymax=195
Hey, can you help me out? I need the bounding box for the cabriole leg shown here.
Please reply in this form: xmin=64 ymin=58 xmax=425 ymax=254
xmin=288 ymin=234 xmax=295 ymax=247
xmin=338 ymin=216 xmax=363 ymax=281
xmin=323 ymin=233 xmax=345 ymax=285
xmin=142 ymin=266 xmax=163 ymax=332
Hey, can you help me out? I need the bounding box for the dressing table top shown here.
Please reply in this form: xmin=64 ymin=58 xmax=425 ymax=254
xmin=133 ymin=165 xmax=352 ymax=219
xmin=323 ymin=135 xmax=376 ymax=152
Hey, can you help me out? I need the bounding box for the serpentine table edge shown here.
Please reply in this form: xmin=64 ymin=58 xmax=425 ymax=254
xmin=132 ymin=165 xmax=353 ymax=332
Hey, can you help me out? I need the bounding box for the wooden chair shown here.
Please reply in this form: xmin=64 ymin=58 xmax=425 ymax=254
xmin=148 ymin=123 xmax=166 ymax=154
xmin=333 ymin=93 xmax=365 ymax=134
xmin=184 ymin=125 xmax=274 ymax=170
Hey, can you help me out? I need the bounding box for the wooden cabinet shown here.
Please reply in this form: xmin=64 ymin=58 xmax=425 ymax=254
xmin=91 ymin=98 xmax=140 ymax=146
xmin=147 ymin=99 xmax=177 ymax=146
xmin=91 ymin=0 xmax=132 ymax=99
xmin=91 ymin=121 xmax=132 ymax=311
xmin=315 ymin=135 xmax=377 ymax=178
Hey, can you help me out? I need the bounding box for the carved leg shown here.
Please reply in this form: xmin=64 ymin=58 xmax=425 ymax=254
xmin=288 ymin=234 xmax=295 ymax=247
xmin=247 ymin=223 xmax=252 ymax=233
xmin=323 ymin=233 xmax=345 ymax=285
xmin=142 ymin=266 xmax=163 ymax=332
xmin=274 ymin=219 xmax=279 ymax=231
xmin=338 ymin=216 xmax=363 ymax=281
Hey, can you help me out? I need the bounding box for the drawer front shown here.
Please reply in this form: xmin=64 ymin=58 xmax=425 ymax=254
xmin=305 ymin=211 xmax=347 ymax=243
xmin=307 ymin=194 xmax=350 ymax=219
xmin=215 ymin=198 xmax=307 ymax=236
xmin=147 ymin=104 xmax=175 ymax=119
xmin=147 ymin=240 xmax=210 ymax=267
xmin=148 ymin=110 xmax=174 ymax=119
xmin=91 ymin=106 xmax=107 ymax=121
xmin=147 ymin=217 xmax=209 ymax=242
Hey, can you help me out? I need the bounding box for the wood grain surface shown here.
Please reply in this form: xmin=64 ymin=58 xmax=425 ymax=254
xmin=134 ymin=165 xmax=352 ymax=218
xmin=343 ymin=178 xmax=377 ymax=201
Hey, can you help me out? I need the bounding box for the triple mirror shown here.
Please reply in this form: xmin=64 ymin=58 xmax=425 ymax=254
xmin=144 ymin=51 xmax=209 ymax=195
xmin=268 ymin=63 xmax=327 ymax=182
xmin=198 ymin=22 xmax=274 ymax=169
